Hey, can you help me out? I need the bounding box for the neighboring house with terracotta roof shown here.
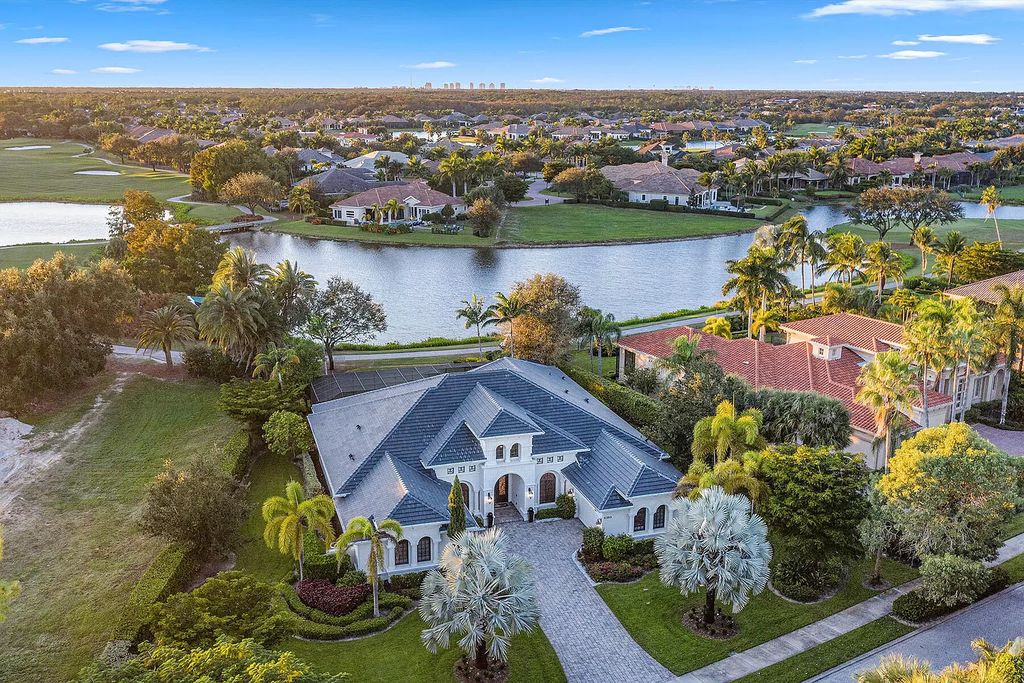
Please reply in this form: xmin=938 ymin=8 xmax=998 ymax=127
xmin=600 ymin=160 xmax=717 ymax=207
xmin=946 ymin=269 xmax=1024 ymax=305
xmin=617 ymin=312 xmax=1007 ymax=467
xmin=329 ymin=181 xmax=464 ymax=224
xmin=309 ymin=358 xmax=680 ymax=572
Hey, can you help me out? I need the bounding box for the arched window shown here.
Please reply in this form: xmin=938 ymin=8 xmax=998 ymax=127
xmin=510 ymin=443 xmax=520 ymax=459
xmin=394 ymin=539 xmax=410 ymax=566
xmin=495 ymin=445 xmax=505 ymax=460
xmin=633 ymin=507 xmax=647 ymax=532
xmin=417 ymin=537 xmax=432 ymax=563
xmin=653 ymin=505 xmax=666 ymax=530
xmin=460 ymin=482 xmax=470 ymax=506
xmin=539 ymin=473 xmax=556 ymax=504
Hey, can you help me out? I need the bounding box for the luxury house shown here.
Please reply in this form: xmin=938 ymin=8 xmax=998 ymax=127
xmin=618 ymin=313 xmax=1007 ymax=468
xmin=308 ymin=359 xmax=680 ymax=572
xmin=946 ymin=268 xmax=1024 ymax=305
xmin=600 ymin=160 xmax=717 ymax=207
xmin=844 ymin=151 xmax=990 ymax=187
xmin=329 ymin=181 xmax=464 ymax=224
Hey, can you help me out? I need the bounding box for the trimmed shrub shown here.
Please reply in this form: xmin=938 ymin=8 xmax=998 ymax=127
xmin=300 ymin=452 xmax=323 ymax=496
xmin=183 ymin=344 xmax=240 ymax=382
xmin=556 ymin=493 xmax=576 ymax=519
xmin=557 ymin=363 xmax=664 ymax=432
xmin=602 ymin=534 xmax=635 ymax=562
xmin=920 ymin=554 xmax=989 ymax=607
xmin=385 ymin=570 xmax=428 ymax=599
xmin=295 ymin=579 xmax=370 ymax=616
xmin=281 ymin=584 xmax=409 ymax=626
xmin=586 ymin=561 xmax=645 ymax=583
xmin=633 ymin=539 xmax=655 ymax=557
xmin=892 ymin=589 xmax=951 ymax=623
xmin=771 ymin=551 xmax=843 ymax=603
xmin=222 ymin=429 xmax=251 ymax=480
xmin=337 ymin=569 xmax=367 ymax=587
xmin=287 ymin=605 xmax=405 ymax=640
xmin=113 ymin=543 xmax=198 ymax=643
xmin=582 ymin=527 xmax=605 ymax=561
xmin=302 ymin=530 xmax=343 ymax=582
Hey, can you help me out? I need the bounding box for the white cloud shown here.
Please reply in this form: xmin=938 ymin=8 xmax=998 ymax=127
xmin=878 ymin=49 xmax=946 ymax=59
xmin=91 ymin=66 xmax=141 ymax=73
xmin=579 ymin=26 xmax=646 ymax=37
xmin=99 ymin=39 xmax=211 ymax=52
xmin=793 ymin=59 xmax=818 ymax=64
xmin=838 ymin=54 xmax=867 ymax=58
xmin=51 ymin=68 xmax=77 ymax=74
xmin=529 ymin=76 xmax=564 ymax=83
xmin=404 ymin=60 xmax=456 ymax=69
xmin=15 ymin=36 xmax=68 ymax=44
xmin=97 ymin=0 xmax=167 ymax=12
xmin=892 ymin=40 xmax=920 ymax=45
xmin=918 ymin=33 xmax=1000 ymax=44
xmin=808 ymin=0 xmax=1024 ymax=18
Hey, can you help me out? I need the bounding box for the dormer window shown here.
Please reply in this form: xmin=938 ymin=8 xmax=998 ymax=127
xmin=510 ymin=444 xmax=520 ymax=459
xmin=496 ymin=445 xmax=505 ymax=460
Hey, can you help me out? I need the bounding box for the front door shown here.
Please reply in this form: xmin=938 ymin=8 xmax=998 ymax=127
xmin=494 ymin=475 xmax=509 ymax=504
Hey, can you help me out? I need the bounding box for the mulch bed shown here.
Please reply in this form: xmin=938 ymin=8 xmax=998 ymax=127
xmin=682 ymin=608 xmax=737 ymax=640
xmin=455 ymin=657 xmax=508 ymax=683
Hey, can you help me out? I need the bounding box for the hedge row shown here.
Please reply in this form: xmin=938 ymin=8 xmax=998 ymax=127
xmin=286 ymin=605 xmax=406 ymax=640
xmin=112 ymin=543 xmax=198 ymax=642
xmin=892 ymin=566 xmax=1010 ymax=623
xmin=585 ymin=198 xmax=757 ymax=219
xmin=280 ymin=584 xmax=411 ymax=626
xmin=223 ymin=429 xmax=252 ymax=480
xmin=556 ymin=362 xmax=664 ymax=431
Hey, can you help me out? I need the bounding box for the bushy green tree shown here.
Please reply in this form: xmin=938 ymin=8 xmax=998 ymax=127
xmin=920 ymin=554 xmax=990 ymax=608
xmin=263 ymin=410 xmax=314 ymax=461
xmin=218 ymin=379 xmax=303 ymax=447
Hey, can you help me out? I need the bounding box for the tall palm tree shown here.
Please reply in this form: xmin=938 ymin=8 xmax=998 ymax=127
xmin=485 ymin=291 xmax=527 ymax=358
xmin=455 ymin=294 xmax=495 ymax=357
xmin=956 ymin=310 xmax=996 ymax=422
xmin=702 ymin=316 xmax=732 ymax=339
xmin=383 ymin=198 xmax=402 ymax=223
xmin=675 ymin=459 xmax=766 ymax=508
xmin=333 ymin=516 xmax=403 ymax=617
xmin=213 ymin=246 xmax=272 ymax=291
xmin=933 ymin=230 xmax=967 ymax=285
xmin=902 ymin=299 xmax=954 ymax=428
xmin=750 ymin=307 xmax=784 ymax=342
xmin=196 ymin=282 xmax=265 ymax=365
xmin=262 ymin=480 xmax=336 ymax=583
xmin=691 ymin=400 xmax=766 ymax=465
xmin=910 ymin=225 xmax=937 ymax=274
xmin=136 ymin=305 xmax=195 ymax=368
xmin=420 ymin=528 xmax=539 ymax=673
xmin=723 ymin=245 xmax=791 ymax=338
xmin=268 ymin=260 xmax=316 ymax=331
xmin=590 ymin=311 xmax=622 ymax=376
xmin=993 ymin=283 xmax=1024 ymax=425
xmin=439 ymin=153 xmax=468 ymax=197
xmin=980 ymin=185 xmax=1003 ymax=245
xmin=824 ymin=232 xmax=867 ymax=286
xmin=252 ymin=342 xmax=300 ymax=389
xmin=777 ymin=215 xmax=826 ymax=300
xmin=862 ymin=241 xmax=906 ymax=303
xmin=856 ymin=351 xmax=919 ymax=471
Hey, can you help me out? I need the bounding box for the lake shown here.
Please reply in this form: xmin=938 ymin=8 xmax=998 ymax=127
xmin=0 ymin=202 xmax=109 ymax=246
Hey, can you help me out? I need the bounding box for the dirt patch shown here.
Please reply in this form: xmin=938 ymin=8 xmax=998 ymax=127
xmin=682 ymin=607 xmax=738 ymax=640
xmin=455 ymin=657 xmax=509 ymax=683
xmin=106 ymin=355 xmax=187 ymax=381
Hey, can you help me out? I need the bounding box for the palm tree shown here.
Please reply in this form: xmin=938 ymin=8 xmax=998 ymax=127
xmin=750 ymin=307 xmax=783 ymax=342
xmin=404 ymin=155 xmax=429 ymax=179
xmin=252 ymin=342 xmax=300 ymax=389
xmin=932 ymin=230 xmax=967 ymax=285
xmin=455 ymin=294 xmax=495 ymax=357
xmin=824 ymin=232 xmax=867 ymax=286
xmin=702 ymin=316 xmax=732 ymax=339
xmin=383 ymin=198 xmax=402 ymax=223
xmin=262 ymin=480 xmax=336 ymax=582
xmin=420 ymin=528 xmax=539 ymax=673
xmin=854 ymin=654 xmax=934 ymax=683
xmin=993 ymin=283 xmax=1024 ymax=425
xmin=196 ymin=282 xmax=265 ymax=365
xmin=856 ymin=351 xmax=919 ymax=471
xmin=862 ymin=241 xmax=906 ymax=303
xmin=956 ymin=308 xmax=996 ymax=422
xmin=777 ymin=215 xmax=826 ymax=301
xmin=691 ymin=400 xmax=766 ymax=465
xmin=333 ymin=516 xmax=403 ymax=617
xmin=723 ymin=245 xmax=791 ymax=338
xmin=213 ymin=246 xmax=272 ymax=291
xmin=268 ymin=260 xmax=316 ymax=331
xmin=439 ymin=153 xmax=468 ymax=197
xmin=288 ymin=184 xmax=317 ymax=217
xmin=910 ymin=225 xmax=937 ymax=274
xmin=902 ymin=299 xmax=954 ymax=428
xmin=136 ymin=305 xmax=195 ymax=367
xmin=373 ymin=154 xmax=393 ymax=181
xmin=980 ymin=185 xmax=1003 ymax=245
xmin=656 ymin=487 xmax=771 ymax=626
xmin=675 ymin=459 xmax=766 ymax=508
xmin=590 ymin=311 xmax=622 ymax=376
xmin=485 ymin=291 xmax=527 ymax=358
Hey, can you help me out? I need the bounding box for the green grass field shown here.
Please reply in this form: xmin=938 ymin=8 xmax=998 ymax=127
xmin=786 ymin=122 xmax=842 ymax=137
xmin=268 ymin=219 xmax=497 ymax=247
xmin=0 ymin=241 xmax=104 ymax=269
xmin=597 ymin=557 xmax=918 ymax=675
xmin=501 ymin=204 xmax=759 ymax=244
xmin=0 ymin=377 xmax=236 ymax=682
xmin=962 ymin=185 xmax=1024 ymax=204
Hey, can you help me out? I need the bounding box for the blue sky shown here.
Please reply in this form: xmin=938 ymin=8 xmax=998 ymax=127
xmin=2 ymin=0 xmax=1024 ymax=90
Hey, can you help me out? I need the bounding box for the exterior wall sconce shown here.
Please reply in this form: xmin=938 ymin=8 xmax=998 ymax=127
xmin=485 ymin=492 xmax=493 ymax=504
xmin=596 ymin=517 xmax=603 ymax=526
xmin=527 ymin=487 xmax=534 ymax=499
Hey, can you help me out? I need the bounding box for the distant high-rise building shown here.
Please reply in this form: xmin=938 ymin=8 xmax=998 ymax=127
xmin=478 ymin=82 xmax=485 ymax=90
xmin=489 ymin=82 xmax=495 ymax=89
xmin=469 ymin=82 xmax=474 ymax=90
xmin=499 ymin=82 xmax=506 ymax=90
xmin=454 ymin=81 xmax=461 ymax=89
xmin=424 ymin=82 xmax=433 ymax=89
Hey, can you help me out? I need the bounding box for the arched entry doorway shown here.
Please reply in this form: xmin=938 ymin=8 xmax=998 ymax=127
xmin=493 ymin=473 xmax=527 ymax=522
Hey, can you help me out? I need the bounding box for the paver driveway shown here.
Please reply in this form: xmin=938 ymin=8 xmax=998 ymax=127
xmin=500 ymin=519 xmax=672 ymax=683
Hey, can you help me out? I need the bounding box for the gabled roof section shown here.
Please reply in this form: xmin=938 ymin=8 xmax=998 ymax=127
xmin=461 ymin=384 xmax=542 ymax=438
xmin=561 ymin=430 xmax=677 ymax=511
xmin=422 ymin=421 xmax=485 ymax=467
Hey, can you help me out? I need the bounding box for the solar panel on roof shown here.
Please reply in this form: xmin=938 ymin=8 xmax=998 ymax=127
xmin=309 ymin=363 xmax=486 ymax=403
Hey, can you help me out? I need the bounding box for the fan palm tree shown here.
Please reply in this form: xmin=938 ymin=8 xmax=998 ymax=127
xmin=252 ymin=342 xmax=300 ymax=389
xmin=675 ymin=459 xmax=766 ymax=508
xmin=420 ymin=528 xmax=539 ymax=673
xmin=455 ymin=294 xmax=495 ymax=357
xmin=656 ymin=487 xmax=771 ymax=626
xmin=903 ymin=299 xmax=954 ymax=428
xmin=196 ymin=282 xmax=265 ymax=365
xmin=910 ymin=225 xmax=937 ymax=274
xmin=213 ymin=246 xmax=272 ymax=291
xmin=262 ymin=480 xmax=336 ymax=582
xmin=933 ymin=230 xmax=967 ymax=285
xmin=691 ymin=400 xmax=766 ymax=465
xmin=702 ymin=316 xmax=732 ymax=339
xmin=980 ymin=185 xmax=1003 ymax=245
xmin=333 ymin=516 xmax=403 ymax=617
xmin=268 ymin=260 xmax=316 ymax=331
xmin=856 ymin=351 xmax=919 ymax=471
xmin=136 ymin=305 xmax=195 ymax=368
xmin=485 ymin=291 xmax=527 ymax=358
xmin=993 ymin=283 xmax=1024 ymax=425
xmin=862 ymin=241 xmax=906 ymax=303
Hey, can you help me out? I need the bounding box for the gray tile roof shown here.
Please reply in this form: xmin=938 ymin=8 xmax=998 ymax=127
xmin=560 ymin=430 xmax=678 ymax=511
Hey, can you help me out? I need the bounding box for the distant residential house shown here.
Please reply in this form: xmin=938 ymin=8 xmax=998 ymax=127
xmin=127 ymin=125 xmax=178 ymax=144
xmin=295 ymin=147 xmax=345 ymax=172
xmin=844 ymin=157 xmax=885 ymax=184
xmin=600 ymin=160 xmax=717 ymax=207
xmin=980 ymin=133 xmax=1024 ymax=149
xmin=618 ymin=312 xmax=1007 ymax=468
xmin=343 ymin=150 xmax=411 ymax=171
xmin=846 ymin=152 xmax=988 ymax=188
xmin=495 ymin=123 xmax=535 ymax=140
xmin=329 ymin=181 xmax=464 ymax=224
xmin=946 ymin=269 xmax=1024 ymax=305
xmin=333 ymin=131 xmax=378 ymax=147
xmin=381 ymin=114 xmax=411 ymax=129
xmin=299 ymin=166 xmax=393 ymax=197
xmin=734 ymin=157 xmax=827 ymax=189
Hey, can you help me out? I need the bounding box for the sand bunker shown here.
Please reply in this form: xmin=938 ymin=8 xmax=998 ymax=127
xmin=75 ymin=170 xmax=121 ymax=176
xmin=5 ymin=145 xmax=51 ymax=151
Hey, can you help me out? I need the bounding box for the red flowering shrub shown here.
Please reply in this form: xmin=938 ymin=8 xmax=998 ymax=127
xmin=585 ymin=561 xmax=645 ymax=583
xmin=295 ymin=579 xmax=370 ymax=616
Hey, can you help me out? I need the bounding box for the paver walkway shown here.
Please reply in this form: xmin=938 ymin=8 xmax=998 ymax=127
xmin=675 ymin=531 xmax=1024 ymax=683
xmin=499 ymin=519 xmax=672 ymax=683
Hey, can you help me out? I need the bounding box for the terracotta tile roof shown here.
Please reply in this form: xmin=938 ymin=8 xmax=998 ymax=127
xmin=946 ymin=269 xmax=1024 ymax=305
xmin=329 ymin=181 xmax=463 ymax=209
xmin=778 ymin=312 xmax=904 ymax=351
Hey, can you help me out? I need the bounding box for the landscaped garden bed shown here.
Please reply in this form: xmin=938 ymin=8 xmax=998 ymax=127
xmin=578 ymin=527 xmax=659 ymax=583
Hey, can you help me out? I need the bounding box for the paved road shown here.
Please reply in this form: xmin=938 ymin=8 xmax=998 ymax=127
xmin=809 ymin=584 xmax=1024 ymax=682
xmin=513 ymin=179 xmax=567 ymax=207
xmin=111 ymin=344 xmax=183 ymax=364
xmin=970 ymin=423 xmax=1024 ymax=456
xmin=500 ymin=519 xmax=673 ymax=683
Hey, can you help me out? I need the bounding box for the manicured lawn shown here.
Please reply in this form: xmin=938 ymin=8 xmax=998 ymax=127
xmin=732 ymin=617 xmax=913 ymax=683
xmin=0 ymin=376 xmax=236 ymax=682
xmin=596 ymin=557 xmax=918 ymax=675
xmin=1002 ymin=510 xmax=1024 ymax=541
xmin=268 ymin=219 xmax=496 ymax=247
xmin=0 ymin=241 xmax=104 ymax=269
xmin=501 ymin=204 xmax=759 ymax=244
xmin=284 ymin=612 xmax=565 ymax=683
xmin=568 ymin=348 xmax=617 ymax=380
xmin=786 ymin=122 xmax=843 ymax=137
xmin=836 ymin=218 xmax=1024 ymax=253
xmin=0 ymin=138 xmax=191 ymax=203
xmin=233 ymin=452 xmax=302 ymax=583
xmin=962 ymin=185 xmax=1024 ymax=204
